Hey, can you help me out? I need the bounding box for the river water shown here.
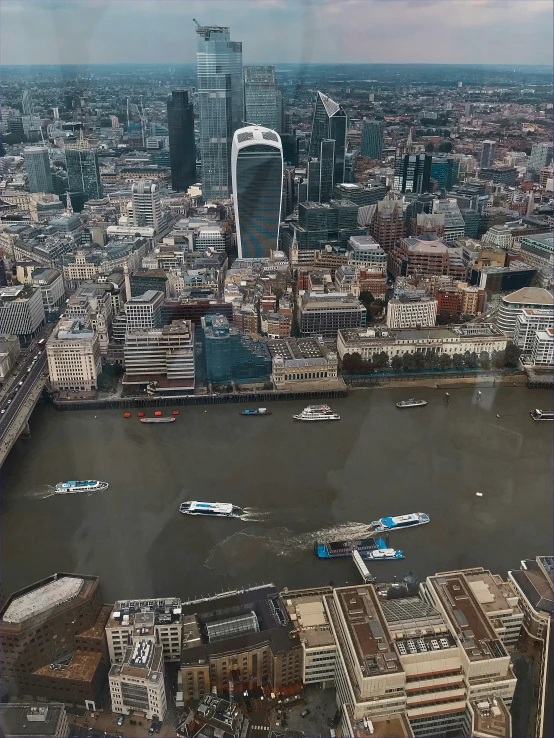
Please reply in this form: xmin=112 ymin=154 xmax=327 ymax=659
xmin=1 ymin=386 xmax=552 ymax=603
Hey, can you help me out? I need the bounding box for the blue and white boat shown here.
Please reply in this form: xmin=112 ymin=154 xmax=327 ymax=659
xmin=55 ymin=480 xmax=109 ymax=494
xmin=316 ymin=536 xmax=388 ymax=559
xmin=179 ymin=501 xmax=243 ymax=518
xmin=372 ymin=512 xmax=430 ymax=532
xmin=240 ymin=408 xmax=272 ymax=416
xmin=365 ymin=548 xmax=405 ymax=560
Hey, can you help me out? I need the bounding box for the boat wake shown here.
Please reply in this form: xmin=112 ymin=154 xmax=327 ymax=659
xmin=238 ymin=507 xmax=273 ymax=522
xmin=204 ymin=520 xmax=376 ymax=571
xmin=26 ymin=485 xmax=56 ymax=500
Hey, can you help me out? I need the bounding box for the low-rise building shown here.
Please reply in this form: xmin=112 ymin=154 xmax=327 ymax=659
xmin=0 ymin=703 xmax=70 ymax=738
xmin=269 ymin=337 xmax=339 ymax=388
xmin=497 ymin=287 xmax=554 ymax=337
xmin=46 ymin=319 xmax=101 ymax=392
xmin=530 ymin=327 xmax=554 ymax=366
xmin=124 ymin=290 xmax=164 ymax=331
xmin=513 ymin=308 xmax=554 ymax=354
xmin=31 ymin=268 xmax=65 ymax=316
xmin=0 ymin=284 xmax=45 ymax=343
xmin=337 ymin=324 xmax=507 ymax=362
xmin=299 ymin=292 xmax=367 ymax=337
xmin=347 ymin=235 xmax=387 ymax=272
xmin=387 ymin=295 xmax=438 ymax=329
xmin=179 ymin=695 xmax=251 ymax=738
xmin=109 ymin=640 xmax=167 ymax=721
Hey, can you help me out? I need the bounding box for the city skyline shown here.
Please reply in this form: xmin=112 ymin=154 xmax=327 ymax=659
xmin=1 ymin=0 xmax=552 ymax=66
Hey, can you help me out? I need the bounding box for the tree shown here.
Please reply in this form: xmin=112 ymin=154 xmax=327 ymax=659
xmin=391 ymin=355 xmax=403 ymax=371
xmin=413 ymin=352 xmax=426 ymax=370
xmin=479 ymin=351 xmax=491 ymax=370
xmin=492 ymin=350 xmax=506 ymax=369
xmin=424 ymin=351 xmax=440 ymax=370
xmin=373 ymin=351 xmax=389 ymax=370
xmin=425 ymin=142 xmax=435 ymax=153
xmin=96 ymin=372 xmax=113 ymax=391
xmin=359 ymin=291 xmax=375 ymax=307
xmin=439 ymin=353 xmax=453 ymax=370
xmin=504 ymin=342 xmax=522 ymax=368
xmin=438 ymin=140 xmax=453 ymax=153
xmin=464 ymin=351 xmax=479 ymax=369
xmin=452 ymin=353 xmax=465 ymax=369
xmin=402 ymin=352 xmax=417 ymax=371
xmin=343 ymin=352 xmax=363 ymax=372
xmin=437 ymin=309 xmax=453 ymax=325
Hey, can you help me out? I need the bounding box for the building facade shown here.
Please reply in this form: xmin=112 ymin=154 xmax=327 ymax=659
xmin=394 ymin=153 xmax=432 ymax=194
xmin=167 ymin=90 xmax=196 ymax=192
xmin=268 ymin=337 xmax=339 ymax=388
xmin=65 ymin=149 xmax=102 ymax=202
xmin=308 ymin=92 xmax=347 ymax=191
xmin=0 ymin=285 xmax=45 ymax=343
xmin=46 ymin=319 xmax=102 ymax=392
xmin=132 ymin=180 xmax=162 ymax=233
xmin=124 ymin=290 xmax=164 ymax=331
xmin=386 ymin=296 xmax=438 ymax=328
xmin=497 ymin=287 xmax=554 ymax=337
xmin=232 ymin=126 xmax=283 ymax=259
xmin=109 ymin=640 xmax=167 ymax=721
xmin=360 ymin=119 xmax=385 ymax=160
xmin=243 ymin=66 xmax=282 ymax=132
xmin=299 ymin=292 xmax=367 ymax=337
xmin=24 ymin=146 xmax=54 ymax=194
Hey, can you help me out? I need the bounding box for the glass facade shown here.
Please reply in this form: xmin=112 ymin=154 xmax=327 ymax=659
xmin=308 ymin=91 xmax=347 ymax=189
xmin=24 ymin=146 xmax=54 ymax=193
xmin=233 ymin=132 xmax=283 ymax=259
xmin=244 ymin=66 xmax=282 ymax=132
xmin=64 ymin=148 xmax=102 ymax=201
xmin=202 ymin=314 xmax=272 ymax=384
xmin=360 ymin=119 xmax=384 ymax=159
xmin=167 ymin=90 xmax=196 ymax=192
xmin=196 ymin=25 xmax=243 ymax=200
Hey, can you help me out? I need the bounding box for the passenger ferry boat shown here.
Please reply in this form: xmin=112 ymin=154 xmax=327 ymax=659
xmin=365 ymin=548 xmax=405 ymax=560
xmin=316 ymin=536 xmax=388 ymax=559
xmin=372 ymin=513 xmax=430 ymax=532
xmin=141 ymin=416 xmax=175 ymax=424
xmin=241 ymin=408 xmax=272 ymax=416
xmin=293 ymin=404 xmax=340 ymax=421
xmin=55 ymin=480 xmax=109 ymax=494
xmin=179 ymin=501 xmax=243 ymax=518
xmin=530 ymin=409 xmax=554 ymax=421
xmin=396 ymin=399 xmax=427 ymax=409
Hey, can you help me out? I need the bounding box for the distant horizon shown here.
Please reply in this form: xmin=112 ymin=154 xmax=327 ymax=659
xmin=1 ymin=62 xmax=553 ymax=69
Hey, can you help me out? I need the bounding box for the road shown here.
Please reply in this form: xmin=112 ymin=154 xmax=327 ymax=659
xmin=0 ymin=343 xmax=48 ymax=444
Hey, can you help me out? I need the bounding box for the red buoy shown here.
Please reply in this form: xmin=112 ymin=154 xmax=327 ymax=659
xmin=154 ymin=411 xmax=163 ymax=417
xmin=172 ymin=410 xmax=180 ymax=416
xmin=123 ymin=412 xmax=131 ymax=418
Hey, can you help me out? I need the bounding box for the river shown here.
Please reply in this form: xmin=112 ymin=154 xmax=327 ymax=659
xmin=1 ymin=386 xmax=552 ymax=603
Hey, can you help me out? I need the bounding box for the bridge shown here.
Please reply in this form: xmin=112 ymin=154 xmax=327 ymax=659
xmin=0 ymin=348 xmax=48 ymax=467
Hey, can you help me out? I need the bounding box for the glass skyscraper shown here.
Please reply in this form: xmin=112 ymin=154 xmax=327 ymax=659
xmin=244 ymin=66 xmax=282 ymax=133
xmin=167 ymin=90 xmax=196 ymax=192
xmin=64 ymin=148 xmax=102 ymax=201
xmin=24 ymin=146 xmax=54 ymax=193
xmin=231 ymin=126 xmax=283 ymax=259
xmin=196 ymin=24 xmax=243 ymax=201
xmin=307 ymin=139 xmax=335 ymax=203
xmin=360 ymin=119 xmax=384 ymax=159
xmin=394 ymin=153 xmax=432 ymax=194
xmin=309 ymin=92 xmax=347 ymax=188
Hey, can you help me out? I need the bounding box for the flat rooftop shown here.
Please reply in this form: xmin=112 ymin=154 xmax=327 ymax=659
xmin=502 ymin=287 xmax=553 ymax=306
xmin=471 ymin=696 xmax=511 ymax=738
xmin=107 ymin=597 xmax=182 ymax=628
xmin=2 ymin=577 xmax=84 ymax=624
xmin=352 ymin=713 xmax=414 ymax=738
xmin=0 ymin=704 xmax=66 ymax=737
xmin=510 ymin=558 xmax=554 ymax=615
xmin=33 ymin=650 xmax=101 ymax=683
xmin=128 ymin=289 xmax=163 ymax=303
xmin=427 ymin=574 xmax=508 ymax=662
xmin=268 ymin=338 xmax=325 ymax=361
xmin=335 ymin=585 xmax=402 ymax=676
xmin=283 ymin=588 xmax=335 ymax=649
xmin=464 ymin=569 xmax=522 ymax=617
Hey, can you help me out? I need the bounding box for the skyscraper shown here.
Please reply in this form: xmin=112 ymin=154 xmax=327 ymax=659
xmin=167 ymin=90 xmax=196 ymax=192
xmin=309 ymin=91 xmax=347 ymax=188
xmin=307 ymin=139 xmax=335 ymax=203
xmin=527 ymin=142 xmax=553 ymax=175
xmin=196 ymin=24 xmax=243 ymax=200
xmin=24 ymin=146 xmax=54 ymax=194
xmin=132 ymin=180 xmax=162 ymax=232
xmin=244 ymin=66 xmax=282 ymax=133
xmin=480 ymin=140 xmax=497 ymax=168
xmin=21 ymin=89 xmax=34 ymax=116
xmin=394 ymin=153 xmax=432 ymax=194
xmin=65 ymin=148 xmax=102 ymax=201
xmin=231 ymin=126 xmax=283 ymax=259
xmin=360 ymin=119 xmax=384 ymax=160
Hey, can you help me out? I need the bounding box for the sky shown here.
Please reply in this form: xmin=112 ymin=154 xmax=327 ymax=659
xmin=1 ymin=0 xmax=553 ymax=67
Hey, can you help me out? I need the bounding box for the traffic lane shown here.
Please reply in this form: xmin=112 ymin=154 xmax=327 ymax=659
xmin=1 ymin=353 xmax=46 ymax=409
xmin=0 ymin=357 xmax=47 ymax=436
xmin=1 ymin=350 xmax=46 ymax=401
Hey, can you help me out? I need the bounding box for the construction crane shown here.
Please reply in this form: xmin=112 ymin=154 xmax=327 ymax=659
xmin=193 ymin=18 xmax=201 ymax=28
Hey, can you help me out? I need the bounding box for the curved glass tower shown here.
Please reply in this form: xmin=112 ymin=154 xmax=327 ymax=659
xmin=232 ymin=126 xmax=283 ymax=259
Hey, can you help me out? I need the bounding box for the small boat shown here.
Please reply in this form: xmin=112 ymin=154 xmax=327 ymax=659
xmin=372 ymin=512 xmax=430 ymax=532
xmin=137 ymin=411 xmax=145 ymax=417
xmin=55 ymin=480 xmax=109 ymax=494
xmin=316 ymin=536 xmax=388 ymax=559
xmin=141 ymin=417 xmax=176 ymax=424
xmin=530 ymin=409 xmax=554 ymax=421
xmin=123 ymin=412 xmax=131 ymax=418
xmin=241 ymin=408 xmax=272 ymax=416
xmin=396 ymin=399 xmax=427 ymax=409
xmin=293 ymin=405 xmax=340 ymax=421
xmin=179 ymin=501 xmax=243 ymax=518
xmin=365 ymin=548 xmax=404 ymax=560
xmin=154 ymin=411 xmax=163 ymax=417
xmin=172 ymin=410 xmax=180 ymax=416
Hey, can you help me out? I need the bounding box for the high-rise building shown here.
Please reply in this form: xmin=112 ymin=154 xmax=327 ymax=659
xmin=307 ymin=138 xmax=335 ymax=203
xmin=370 ymin=195 xmax=405 ymax=253
xmin=196 ymin=24 xmax=243 ymax=200
xmin=167 ymin=90 xmax=196 ymax=192
xmin=65 ymin=148 xmax=102 ymax=201
xmin=527 ymin=142 xmax=553 ymax=175
xmin=394 ymin=153 xmax=432 ymax=194
xmin=124 ymin=290 xmax=164 ymax=331
xmin=21 ymin=89 xmax=34 ymax=116
xmin=244 ymin=66 xmax=282 ymax=132
xmin=360 ymin=118 xmax=384 ymax=159
xmin=309 ymin=91 xmax=347 ymax=189
xmin=131 ymin=180 xmax=161 ymax=232
xmin=231 ymin=125 xmax=283 ymax=259
xmin=0 ymin=285 xmax=45 ymax=343
xmin=24 ymin=146 xmax=54 ymax=194
xmin=480 ymin=139 xmax=497 ymax=168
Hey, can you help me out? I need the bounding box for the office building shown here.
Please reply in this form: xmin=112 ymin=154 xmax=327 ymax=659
xmin=519 ymin=233 xmax=554 ymax=288
xmin=244 ymin=66 xmax=282 ymax=132
xmin=167 ymin=90 xmax=196 ymax=192
xmin=202 ymin=314 xmax=271 ymax=384
xmin=196 ymin=24 xmax=243 ymax=200
xmin=0 ymin=703 xmax=70 ymax=738
xmin=181 ymin=695 xmax=250 ymax=738
xmin=123 ymin=320 xmax=195 ymax=394
xmin=394 ymin=153 xmax=432 ymax=194
xmin=180 ymin=584 xmax=302 ymax=700
xmin=430 ymin=155 xmax=456 ymax=191
xmin=0 ymin=285 xmax=45 ymax=343
xmin=46 ymin=319 xmax=102 ymax=392
xmin=388 ymin=234 xmax=466 ymax=281
xmin=460 ymin=285 xmax=485 ymax=315
xmin=131 ymin=180 xmax=161 ymax=232
xmin=307 ymin=138 xmax=335 ymax=203
xmin=130 ymin=269 xmax=168 ymax=298
xmin=31 ymin=267 xmax=65 ymax=315
xmin=21 ymin=89 xmax=34 ymax=116
xmin=332 ymin=182 xmax=388 ymax=206
xmin=309 ymin=91 xmax=347 ymax=188
xmin=65 ymin=283 xmax=114 ymax=355
xmin=479 ymin=165 xmax=518 ymax=187
xmin=480 ymin=139 xmax=497 ymax=168
xmin=432 ymin=199 xmax=465 ymax=243
xmin=360 ymin=118 xmax=385 ymax=159
xmin=232 ymin=125 xmax=283 ymax=259
xmin=109 ymin=640 xmax=167 ymax=721
xmin=124 ymin=290 xmax=164 ymax=330
xmin=530 ymin=327 xmax=554 ymax=366
xmin=347 ymin=235 xmax=387 ymax=272
xmin=299 ymin=292 xmax=366 ymax=337
xmin=386 ymin=295 xmax=438 ymax=328
xmin=268 ymin=337 xmax=339 ymax=388
xmin=24 ymin=146 xmax=54 ymax=194
xmin=369 ymin=195 xmax=405 ymax=253
xmin=337 ymin=324 xmax=507 ymax=362
xmin=527 ymin=142 xmax=553 ymax=175
xmin=0 ymin=573 xmax=109 ymax=705
xmin=65 ymin=148 xmax=102 ymax=202
xmin=497 ymin=287 xmax=554 ymax=337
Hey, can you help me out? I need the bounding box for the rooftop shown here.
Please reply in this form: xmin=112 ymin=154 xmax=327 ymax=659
xmin=283 ymin=588 xmax=336 ymax=649
xmin=0 ymin=284 xmax=38 ymax=302
xmin=2 ymin=576 xmax=84 ymax=624
xmin=464 ymin=569 xmax=522 ymax=618
xmin=268 ymin=337 xmax=325 ymax=362
xmin=107 ymin=597 xmax=182 ymax=628
xmin=128 ymin=289 xmax=163 ymax=303
xmin=502 ymin=287 xmax=554 ymax=306
xmin=339 ymin=324 xmax=506 ymax=345
xmin=33 ymin=650 xmax=101 ymax=683
xmin=0 ymin=704 xmax=66 ymax=737
xmin=510 ymin=558 xmax=554 ymax=615
xmin=470 ymin=696 xmax=511 ymax=738
xmin=352 ymin=713 xmax=414 ymax=738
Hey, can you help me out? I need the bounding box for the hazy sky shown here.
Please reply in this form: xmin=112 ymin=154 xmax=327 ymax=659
xmin=1 ymin=0 xmax=553 ymax=66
